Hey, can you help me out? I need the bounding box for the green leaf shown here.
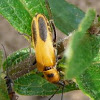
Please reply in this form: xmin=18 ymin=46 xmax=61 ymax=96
xmin=14 ymin=73 xmax=78 ymax=96
xmin=0 ymin=76 xmax=10 ymax=100
xmin=0 ymin=50 xmax=10 ymax=100
xmin=76 ymin=47 xmax=100 ymax=100
xmin=0 ymin=73 xmax=10 ymax=100
xmin=0 ymin=0 xmax=48 ymax=35
xmin=3 ymin=48 xmax=35 ymax=69
xmin=0 ymin=0 xmax=85 ymax=36
xmin=0 ymin=50 xmax=9 ymax=100
xmin=48 ymin=0 xmax=85 ymax=35
xmin=64 ymin=9 xmax=99 ymax=79
xmin=3 ymin=48 xmax=35 ymax=80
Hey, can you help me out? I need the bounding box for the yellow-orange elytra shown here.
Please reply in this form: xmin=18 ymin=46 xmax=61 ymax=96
xmin=31 ymin=14 xmax=60 ymax=83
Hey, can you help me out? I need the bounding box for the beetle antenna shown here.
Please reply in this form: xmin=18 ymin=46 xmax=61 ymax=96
xmin=45 ymin=0 xmax=57 ymax=46
xmin=48 ymin=86 xmax=61 ymax=100
xmin=61 ymin=85 xmax=64 ymax=100
xmin=50 ymin=21 xmax=56 ymax=44
xmin=45 ymin=0 xmax=52 ymax=20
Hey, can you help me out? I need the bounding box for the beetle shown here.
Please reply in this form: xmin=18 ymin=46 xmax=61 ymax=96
xmin=31 ymin=13 xmax=64 ymax=84
xmin=31 ymin=14 xmax=65 ymax=100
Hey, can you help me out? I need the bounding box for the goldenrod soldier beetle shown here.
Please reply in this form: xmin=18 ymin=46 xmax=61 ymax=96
xmin=31 ymin=13 xmax=58 ymax=82
xmin=31 ymin=0 xmax=67 ymax=100
xmin=31 ymin=13 xmax=66 ymax=100
xmin=1 ymin=44 xmax=18 ymax=100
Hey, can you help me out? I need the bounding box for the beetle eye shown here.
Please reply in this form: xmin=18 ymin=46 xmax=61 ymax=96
xmin=47 ymin=73 xmax=54 ymax=78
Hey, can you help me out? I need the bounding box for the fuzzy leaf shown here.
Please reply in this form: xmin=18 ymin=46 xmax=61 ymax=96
xmin=0 ymin=0 xmax=85 ymax=36
xmin=48 ymin=0 xmax=85 ymax=35
xmin=0 ymin=0 xmax=48 ymax=35
xmin=76 ymin=47 xmax=100 ymax=100
xmin=0 ymin=50 xmax=10 ymax=100
xmin=14 ymin=73 xmax=78 ymax=96
xmin=64 ymin=9 xmax=99 ymax=79
xmin=3 ymin=48 xmax=35 ymax=80
xmin=0 ymin=74 xmax=10 ymax=100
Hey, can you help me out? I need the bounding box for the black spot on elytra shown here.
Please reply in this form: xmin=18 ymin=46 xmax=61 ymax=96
xmin=38 ymin=17 xmax=47 ymax=42
xmin=32 ymin=20 xmax=37 ymax=46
